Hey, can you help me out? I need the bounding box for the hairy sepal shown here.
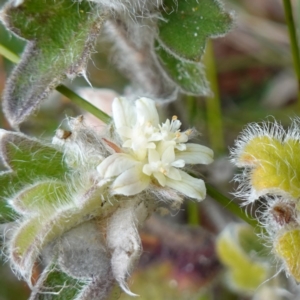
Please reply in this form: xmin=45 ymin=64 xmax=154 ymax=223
xmin=1 ymin=0 xmax=106 ymax=127
xmin=9 ymin=184 xmax=119 ymax=282
xmin=107 ymin=198 xmax=150 ymax=296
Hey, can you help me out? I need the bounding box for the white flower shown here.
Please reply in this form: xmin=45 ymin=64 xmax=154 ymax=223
xmin=112 ymin=97 xmax=161 ymax=160
xmin=142 ymin=146 xmax=185 ymax=186
xmin=97 ymin=97 xmax=214 ymax=201
xmin=159 ymin=116 xmax=190 ymax=151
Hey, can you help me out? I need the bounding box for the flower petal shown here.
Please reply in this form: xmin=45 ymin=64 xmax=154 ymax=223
xmin=135 ymin=98 xmax=159 ymax=126
xmin=167 ymin=167 xmax=182 ymax=181
xmin=175 ymin=143 xmax=214 ymax=165
xmin=97 ymin=153 xmax=138 ymax=178
xmin=171 ymin=159 xmax=185 ymax=168
xmin=166 ymin=170 xmax=206 ymax=201
xmin=162 ymin=145 xmax=175 ymax=164
xmin=148 ymin=149 xmax=160 ymax=163
xmin=112 ymin=97 xmax=136 ymax=129
xmin=112 ymin=165 xmax=150 ymax=195
xmin=153 ymin=171 xmax=166 ymax=186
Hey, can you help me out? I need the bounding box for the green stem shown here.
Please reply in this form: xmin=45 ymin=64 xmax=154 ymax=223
xmin=206 ymin=184 xmax=259 ymax=229
xmin=187 ymin=202 xmax=200 ymax=226
xmin=203 ymin=40 xmax=225 ymax=154
xmin=0 ymin=44 xmax=20 ymax=64
xmin=56 ymin=85 xmax=111 ymax=124
xmin=282 ymin=0 xmax=300 ymax=104
xmin=0 ymin=45 xmax=112 ymax=125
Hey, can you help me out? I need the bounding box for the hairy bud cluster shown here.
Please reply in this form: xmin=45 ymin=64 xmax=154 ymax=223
xmin=231 ymin=119 xmax=300 ymax=283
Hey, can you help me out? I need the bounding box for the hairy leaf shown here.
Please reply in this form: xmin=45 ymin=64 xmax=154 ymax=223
xmin=157 ymin=0 xmax=233 ymax=61
xmin=1 ymin=0 xmax=106 ymax=127
xmin=10 ymin=180 xmax=69 ymax=215
xmin=156 ymin=45 xmax=210 ymax=95
xmin=10 ymin=184 xmax=118 ymax=280
xmin=29 ymin=264 xmax=83 ymax=300
xmin=0 ymin=130 xmax=67 ymax=221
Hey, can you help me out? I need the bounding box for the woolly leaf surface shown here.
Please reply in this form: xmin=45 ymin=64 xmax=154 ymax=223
xmin=238 ymin=136 xmax=300 ymax=199
xmin=0 ymin=131 xmax=67 ymax=221
xmin=0 ymin=131 xmax=67 ymax=182
xmin=275 ymin=229 xmax=300 ymax=282
xmin=156 ymin=45 xmax=210 ymax=95
xmin=157 ymin=0 xmax=233 ymax=61
xmin=11 ymin=185 xmax=119 ymax=278
xmin=29 ymin=264 xmax=83 ymax=300
xmin=0 ymin=172 xmax=17 ymax=221
xmin=1 ymin=0 xmax=105 ymax=127
xmin=11 ymin=180 xmax=69 ymax=214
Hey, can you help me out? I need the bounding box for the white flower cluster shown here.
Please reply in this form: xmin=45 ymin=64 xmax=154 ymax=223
xmin=97 ymin=97 xmax=214 ymax=201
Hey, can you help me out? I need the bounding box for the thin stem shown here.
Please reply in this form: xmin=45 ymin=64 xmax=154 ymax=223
xmin=203 ymin=40 xmax=225 ymax=154
xmin=0 ymin=45 xmax=20 ymax=64
xmin=56 ymin=85 xmax=111 ymax=124
xmin=187 ymin=202 xmax=200 ymax=226
xmin=282 ymin=0 xmax=300 ymax=104
xmin=0 ymin=45 xmax=112 ymax=125
xmin=206 ymin=184 xmax=259 ymax=229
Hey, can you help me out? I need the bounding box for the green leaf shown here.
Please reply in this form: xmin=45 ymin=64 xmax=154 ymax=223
xmin=29 ymin=264 xmax=83 ymax=300
xmin=0 ymin=130 xmax=67 ymax=182
xmin=1 ymin=0 xmax=106 ymax=127
xmin=156 ymin=45 xmax=210 ymax=95
xmin=0 ymin=172 xmax=17 ymax=220
xmin=0 ymin=130 xmax=68 ymax=221
xmin=157 ymin=0 xmax=233 ymax=61
xmin=11 ymin=180 xmax=69 ymax=215
xmin=10 ymin=184 xmax=118 ymax=278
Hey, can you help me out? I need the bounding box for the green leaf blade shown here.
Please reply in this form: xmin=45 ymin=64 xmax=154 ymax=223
xmin=30 ymin=264 xmax=83 ymax=300
xmin=158 ymin=0 xmax=233 ymax=61
xmin=1 ymin=0 xmax=106 ymax=127
xmin=156 ymin=45 xmax=210 ymax=95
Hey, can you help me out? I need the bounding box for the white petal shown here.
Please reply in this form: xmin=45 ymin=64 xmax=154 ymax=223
xmin=112 ymin=165 xmax=150 ymax=195
xmin=135 ymin=98 xmax=159 ymax=125
xmin=97 ymin=153 xmax=138 ymax=178
xmin=147 ymin=142 xmax=156 ymax=149
xmin=122 ymin=140 xmax=133 ymax=148
xmin=166 ymin=170 xmax=206 ymax=201
xmin=175 ymin=143 xmax=214 ymax=165
xmin=150 ymin=132 xmax=162 ymax=141
xmin=148 ymin=149 xmax=160 ymax=163
xmin=112 ymin=97 xmax=136 ymax=129
xmin=162 ymin=145 xmax=175 ymax=164
xmin=171 ymin=159 xmax=185 ymax=168
xmin=175 ymin=143 xmax=187 ymax=151
xmin=167 ymin=167 xmax=182 ymax=181
xmin=117 ymin=126 xmax=133 ymax=138
xmin=142 ymin=164 xmax=152 ymax=176
xmin=153 ymin=171 xmax=166 ymax=186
